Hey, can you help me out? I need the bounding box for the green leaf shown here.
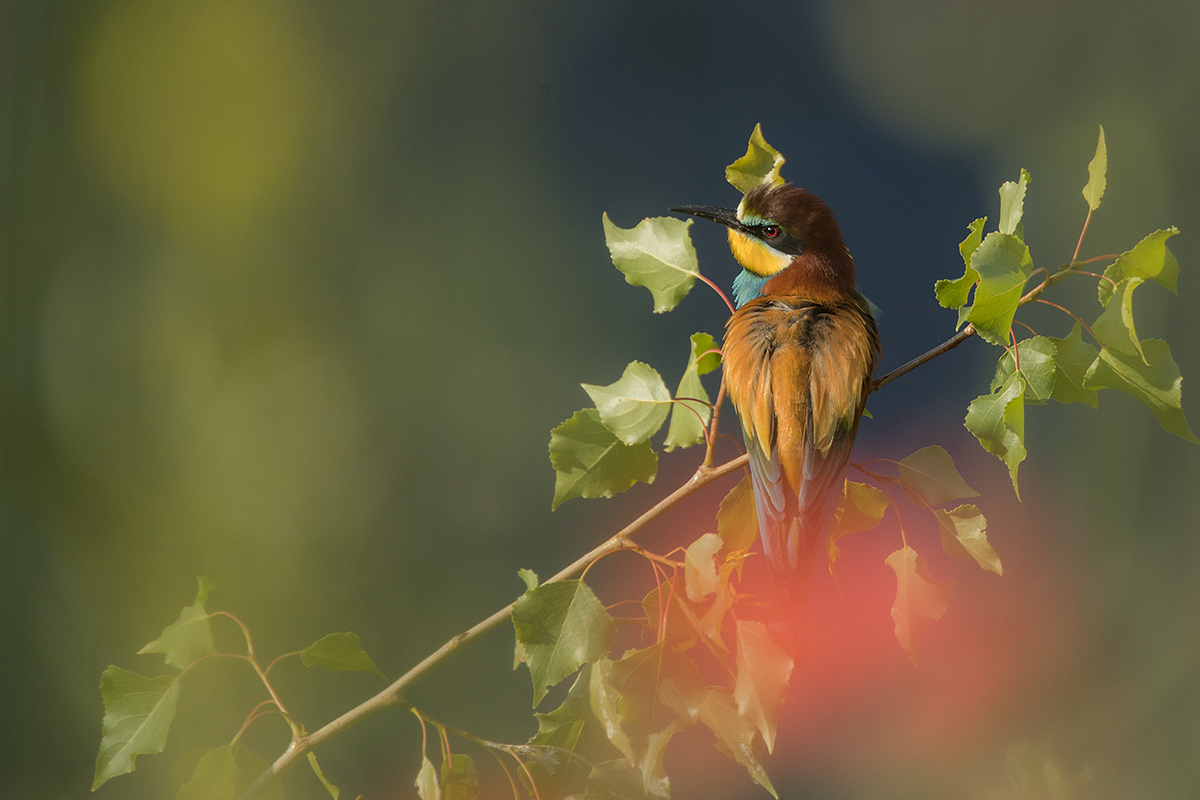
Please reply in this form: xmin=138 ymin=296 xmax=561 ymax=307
xmin=935 ymin=217 xmax=986 ymax=314
xmin=307 ymin=752 xmax=340 ymax=799
xmin=664 ymin=332 xmax=721 ymax=450
xmin=1047 ymin=323 xmax=1099 ymax=407
xmin=965 ymin=372 xmax=1027 ymax=496
xmin=602 ymin=213 xmax=699 ymax=313
xmin=518 ymin=568 xmax=539 ymax=591
xmin=300 ymin=632 xmax=386 ymax=679
xmin=885 ymin=546 xmax=953 ymax=664
xmin=966 ymin=231 xmax=1033 ymax=346
xmin=513 ymin=579 xmax=617 ymax=705
xmin=549 ymin=409 xmax=658 ymax=510
xmin=176 ymin=745 xmax=281 ymax=800
xmin=694 ymin=688 xmax=778 ymax=798
xmin=896 ymin=445 xmax=979 ymax=507
xmin=1110 ymin=228 xmax=1180 ymax=294
xmin=1082 ymin=125 xmax=1106 ymax=211
xmin=684 ymin=533 xmax=722 ymax=603
xmin=582 ymin=759 xmax=666 ymax=800
xmin=828 ymin=480 xmax=890 ymax=568
xmin=716 ymin=475 xmax=759 ymax=553
xmin=998 ymin=168 xmax=1031 ymax=236
xmin=441 ymin=754 xmax=478 ymax=800
xmin=415 ymin=757 xmax=440 ymax=800
xmin=733 ymin=620 xmax=793 ymax=754
xmin=138 ymin=576 xmax=216 ymax=669
xmin=934 ymin=504 xmax=1002 ymax=576
xmin=582 ymin=361 xmax=672 ymax=446
xmin=93 ymin=666 xmax=180 ymax=789
xmin=725 ymin=123 xmax=785 ymax=194
xmin=1093 ymin=277 xmax=1147 ymax=363
xmin=991 ymin=336 xmax=1057 ymax=405
xmin=1085 ymin=339 xmax=1200 ymax=444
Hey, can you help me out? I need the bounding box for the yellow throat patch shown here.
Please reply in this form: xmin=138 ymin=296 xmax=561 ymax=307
xmin=726 ymin=228 xmax=792 ymax=277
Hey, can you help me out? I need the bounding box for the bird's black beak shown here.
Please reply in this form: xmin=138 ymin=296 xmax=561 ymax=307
xmin=670 ymin=205 xmax=743 ymax=232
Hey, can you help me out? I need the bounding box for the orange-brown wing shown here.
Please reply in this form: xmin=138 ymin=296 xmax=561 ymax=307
xmin=725 ymin=297 xmax=878 ymax=575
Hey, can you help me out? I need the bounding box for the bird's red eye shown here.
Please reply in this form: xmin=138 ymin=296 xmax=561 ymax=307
xmin=762 ymin=225 xmax=780 ymax=238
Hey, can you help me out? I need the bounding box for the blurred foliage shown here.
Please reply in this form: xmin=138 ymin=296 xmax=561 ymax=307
xmin=3 ymin=1 xmax=1200 ymax=799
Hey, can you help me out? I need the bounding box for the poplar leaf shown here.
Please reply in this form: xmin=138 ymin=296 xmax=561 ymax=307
xmin=695 ymin=688 xmax=778 ymax=797
xmin=991 ymin=336 xmax=1057 ymax=405
xmin=966 ymin=231 xmax=1033 ymax=346
xmin=885 ymin=546 xmax=953 ymax=664
xmin=1082 ymin=126 xmax=1106 ymax=210
xmin=935 ymin=217 xmax=986 ymax=314
xmin=965 ymin=372 xmax=1026 ymax=496
xmin=138 ymin=576 xmax=216 ymax=669
xmin=549 ymin=409 xmax=657 ymax=510
xmin=93 ymin=666 xmax=180 ymax=789
xmin=998 ymin=169 xmax=1031 ymax=235
xmin=1085 ymin=339 xmax=1200 ymax=444
xmin=518 ymin=568 xmax=539 ymax=591
xmin=1099 ymin=228 xmax=1180 ymax=305
xmin=896 ymin=446 xmax=979 ymax=506
xmin=441 ymin=754 xmax=478 ymax=800
xmin=526 ymin=671 xmax=591 ymax=794
xmin=602 ymin=214 xmax=698 ymax=313
xmin=1093 ymin=277 xmax=1146 ymax=362
xmin=684 ymin=533 xmax=722 ymax=603
xmin=716 ymin=475 xmax=759 ymax=553
xmin=934 ymin=504 xmax=1001 ymax=575
xmin=828 ymin=480 xmax=889 ymax=569
xmin=176 ymin=745 xmax=281 ymax=800
xmin=1047 ymin=324 xmax=1099 ymax=407
xmin=513 ymin=579 xmax=617 ymax=705
xmin=726 ymin=123 xmax=785 ymax=193
xmin=733 ymin=620 xmax=793 ymax=754
xmin=415 ymin=757 xmax=440 ymax=800
xmin=301 ymin=632 xmax=386 ymax=679
xmin=582 ymin=361 xmax=672 ymax=446
xmin=664 ymin=333 xmax=721 ymax=450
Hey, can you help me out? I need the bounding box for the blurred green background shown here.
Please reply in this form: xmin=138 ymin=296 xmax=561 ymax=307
xmin=3 ymin=1 xmax=1199 ymax=798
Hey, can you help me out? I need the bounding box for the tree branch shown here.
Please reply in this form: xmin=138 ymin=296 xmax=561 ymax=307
xmin=239 ymin=453 xmax=749 ymax=800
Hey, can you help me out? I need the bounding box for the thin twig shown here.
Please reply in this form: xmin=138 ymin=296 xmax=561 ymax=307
xmin=872 ymin=324 xmax=977 ymax=392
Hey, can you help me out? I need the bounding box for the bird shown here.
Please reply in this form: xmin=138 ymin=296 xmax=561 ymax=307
xmin=672 ymin=182 xmax=880 ymax=639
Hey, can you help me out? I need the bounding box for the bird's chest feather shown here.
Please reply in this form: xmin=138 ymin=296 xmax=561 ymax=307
xmin=723 ymin=297 xmax=878 ymax=468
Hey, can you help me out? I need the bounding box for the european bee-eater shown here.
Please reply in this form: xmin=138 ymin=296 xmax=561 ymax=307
xmin=673 ymin=183 xmax=879 ymax=633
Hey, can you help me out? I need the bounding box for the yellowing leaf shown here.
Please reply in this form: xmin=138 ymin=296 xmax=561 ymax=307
xmin=725 ymin=123 xmax=785 ymax=194
xmin=603 ymin=214 xmax=699 ymax=313
xmin=176 ymin=745 xmax=282 ymax=800
xmin=733 ymin=620 xmax=793 ymax=754
xmin=93 ymin=666 xmax=181 ymax=789
xmin=896 ymin=445 xmax=979 ymax=507
xmin=934 ymin=504 xmax=1002 ymax=575
xmin=885 ymin=546 xmax=953 ymax=664
xmin=828 ymin=480 xmax=890 ymax=569
xmin=138 ymin=576 xmax=216 ymax=669
xmin=694 ymin=688 xmax=778 ymax=798
xmin=716 ymin=475 xmax=759 ymax=553
xmin=512 ymin=579 xmax=616 ymax=705
xmin=664 ymin=332 xmax=721 ymax=451
xmin=1082 ymin=125 xmax=1106 ymax=211
xmin=301 ymin=632 xmax=386 ymax=679
xmin=549 ymin=409 xmax=657 ymax=510
xmin=582 ymin=361 xmax=672 ymax=446
xmin=684 ymin=533 xmax=722 ymax=603
xmin=414 ymin=757 xmax=440 ymax=800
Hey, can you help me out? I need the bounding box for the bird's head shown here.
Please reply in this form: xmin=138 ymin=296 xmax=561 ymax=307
xmin=672 ymin=183 xmax=855 ymax=306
